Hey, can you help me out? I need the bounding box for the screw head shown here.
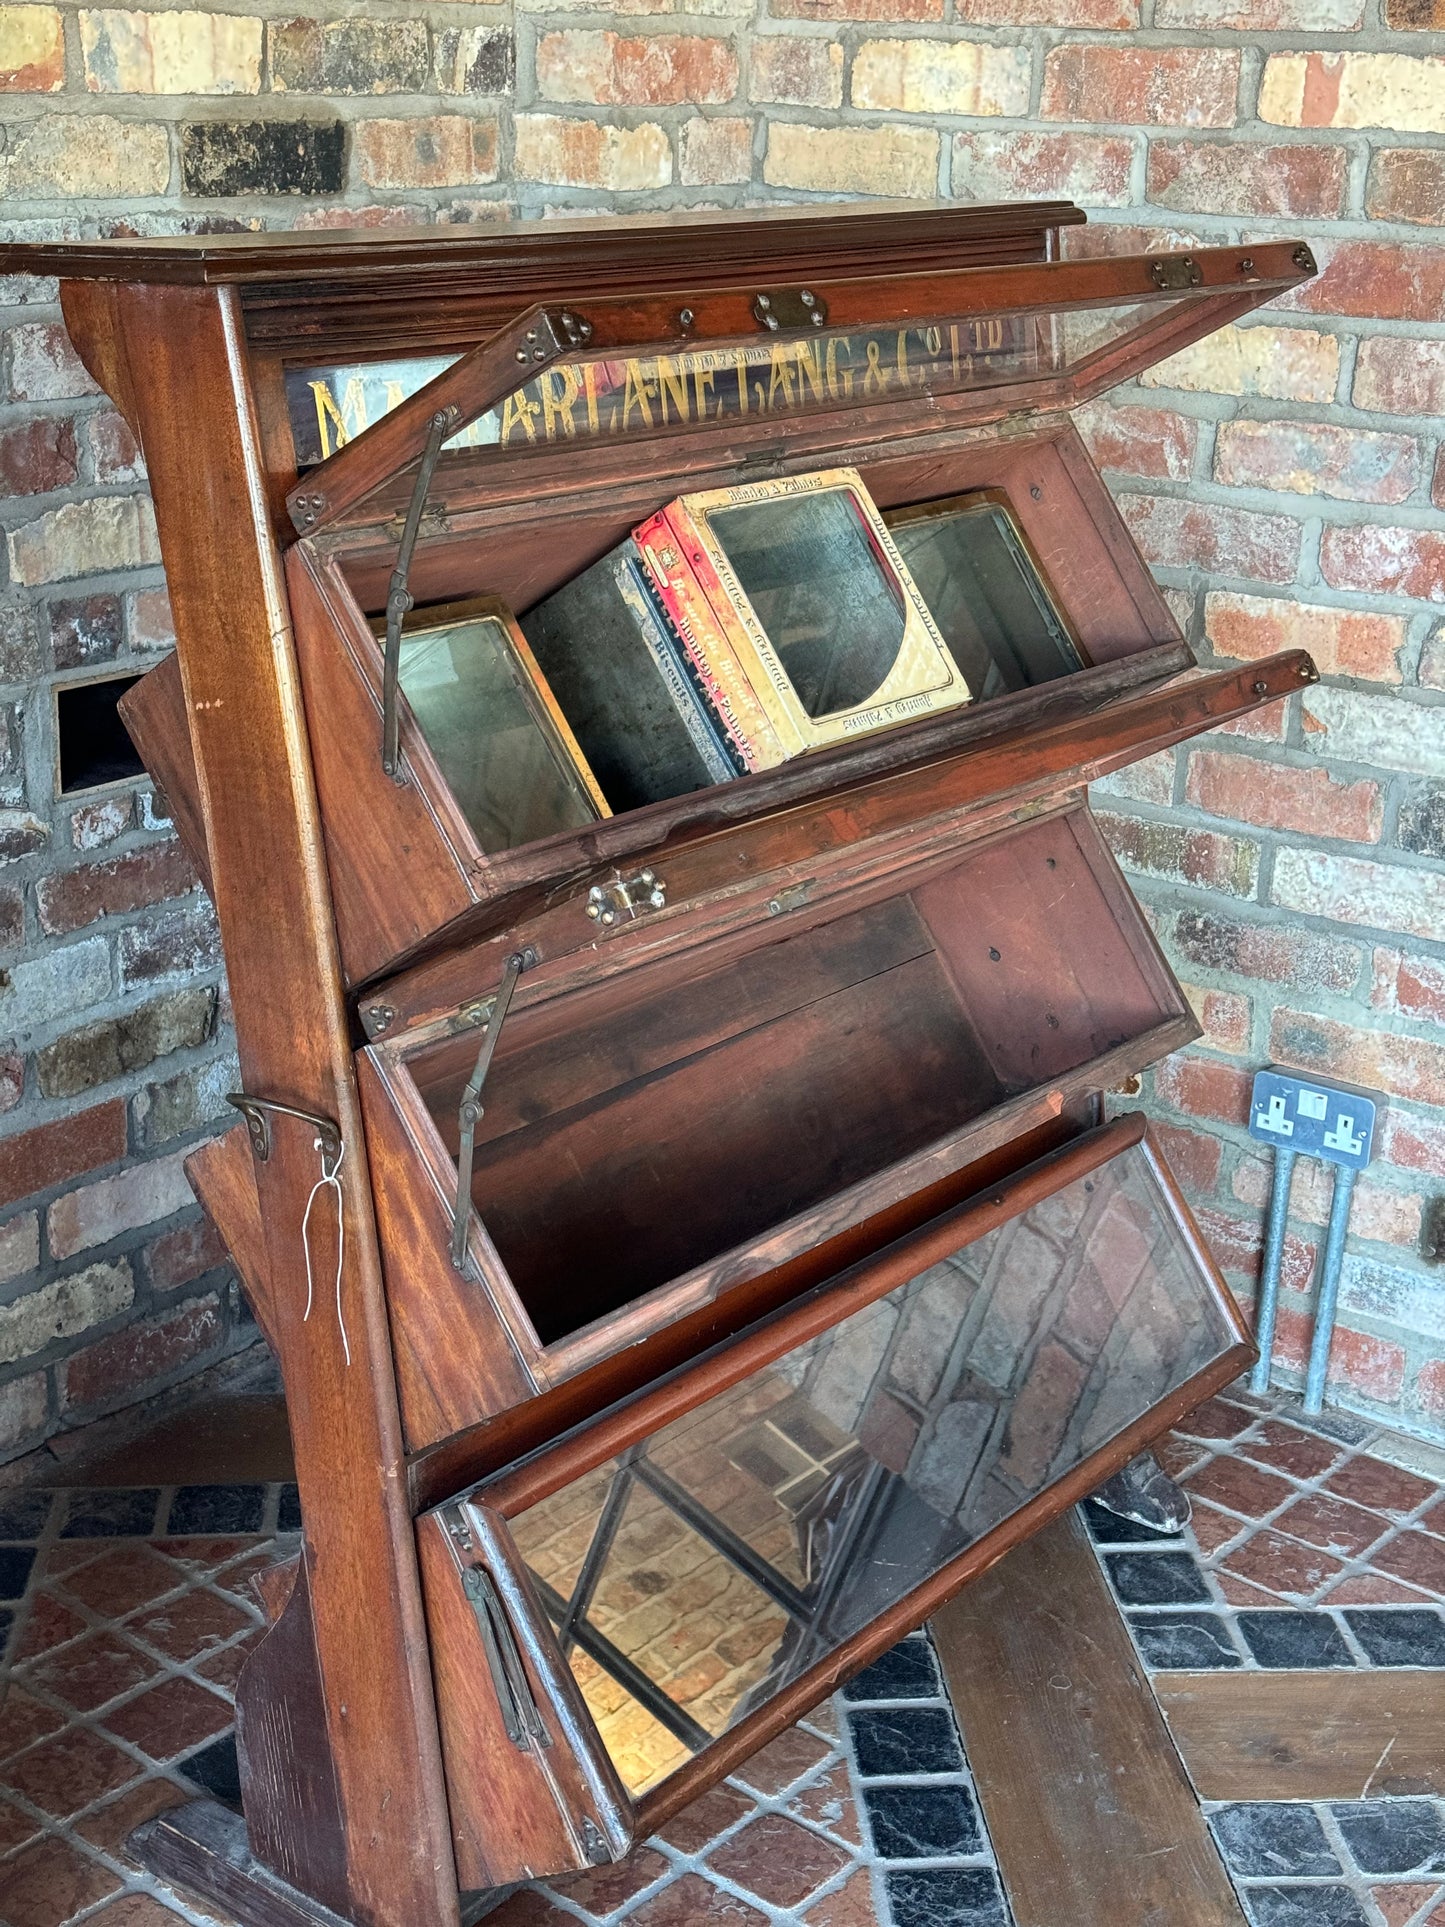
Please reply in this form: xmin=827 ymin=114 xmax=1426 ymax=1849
xmin=800 ymin=290 xmax=815 ymax=306
xmin=640 ymin=870 xmax=654 ymax=886
xmin=679 ymin=308 xmax=694 ymax=328
xmin=756 ymin=294 xmax=771 ymax=309
xmin=649 ymin=889 xmax=666 ymax=909
xmin=601 ymin=909 xmax=616 ymax=926
xmin=586 ymin=901 xmax=601 ymax=920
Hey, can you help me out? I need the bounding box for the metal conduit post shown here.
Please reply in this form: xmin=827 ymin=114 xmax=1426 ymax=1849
xmin=1249 ymin=1143 xmax=1297 ymax=1397
xmin=1303 ymin=1162 xmax=1359 ymax=1417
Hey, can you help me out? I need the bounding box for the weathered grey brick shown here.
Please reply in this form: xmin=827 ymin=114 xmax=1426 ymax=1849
xmin=180 ymin=118 xmax=347 ymax=196
xmin=270 ymin=18 xmax=429 ymax=95
xmin=133 ymin=1049 xmax=236 ymax=1145
xmin=36 ymin=985 xmax=217 ymax=1099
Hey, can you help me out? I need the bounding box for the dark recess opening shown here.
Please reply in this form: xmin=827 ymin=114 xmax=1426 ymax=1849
xmin=57 ymin=675 xmax=145 ymax=794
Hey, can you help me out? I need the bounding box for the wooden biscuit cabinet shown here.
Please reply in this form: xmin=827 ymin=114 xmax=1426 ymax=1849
xmin=2 ymin=201 xmax=1320 ymax=1927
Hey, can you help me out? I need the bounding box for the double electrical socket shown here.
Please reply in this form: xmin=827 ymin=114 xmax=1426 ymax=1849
xmin=1247 ymin=1067 xmax=1380 ymax=1171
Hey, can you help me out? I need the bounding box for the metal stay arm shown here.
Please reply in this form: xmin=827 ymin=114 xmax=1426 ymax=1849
xmin=450 ymin=946 xmax=535 ymax=1271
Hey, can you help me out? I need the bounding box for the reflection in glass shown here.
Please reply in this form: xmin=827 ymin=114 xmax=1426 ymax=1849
xmin=387 ymin=596 xmax=609 ymax=854
xmin=509 ymin=1142 xmax=1238 ymax=1795
xmin=706 ymin=489 xmax=907 ymax=718
xmin=887 ymin=493 xmax=1084 ymax=702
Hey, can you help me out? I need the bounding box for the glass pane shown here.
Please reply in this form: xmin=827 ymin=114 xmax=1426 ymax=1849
xmin=288 ymin=301 xmax=1185 ymax=467
xmin=705 ymin=489 xmax=906 ymax=718
xmin=394 ymin=608 xmax=605 ymax=853
xmin=887 ymin=495 xmax=1084 ymax=701
xmin=509 ymin=1141 xmax=1236 ymax=1796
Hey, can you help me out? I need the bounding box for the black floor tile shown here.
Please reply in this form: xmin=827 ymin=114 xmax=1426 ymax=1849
xmin=866 ymin=1784 xmax=982 ymax=1859
xmin=1329 ymin=1799 xmax=1445 ymax=1875
xmin=60 ymin=1488 xmax=161 ymax=1538
xmin=1343 ymin=1609 xmax=1445 ymax=1667
xmin=1243 ymin=1885 xmax=1371 ymax=1926
xmin=1211 ymin=1803 xmax=1341 ymax=1878
xmin=0 ymin=1493 xmax=53 ymax=1541
xmin=0 ymin=1544 xmax=35 ymax=1602
xmin=843 ymin=1639 xmax=940 ymax=1702
xmin=0 ymin=1606 xmax=11 ymax=1662
xmin=182 ymin=1733 xmax=241 ymax=1809
xmin=1104 ymin=1550 xmax=1211 ymax=1606
xmin=1128 ymin=1611 xmax=1242 ymax=1669
xmin=1082 ymin=1499 xmax=1180 ymax=1545
xmin=885 ymin=1867 xmax=1008 ymax=1925
xmin=166 ymin=1485 xmax=266 ymax=1535
xmin=848 ymin=1707 xmax=964 ymax=1779
xmin=277 ymin=1483 xmax=302 ymax=1534
xmin=1236 ymin=1611 xmax=1356 ymax=1670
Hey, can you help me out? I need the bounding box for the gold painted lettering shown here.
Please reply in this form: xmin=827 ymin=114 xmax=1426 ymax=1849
xmin=794 ymin=339 xmax=826 ymax=405
xmin=622 ymin=360 xmax=657 ymax=430
xmin=309 ymin=380 xmax=348 ymax=460
xmin=538 ymin=367 xmax=580 ymax=441
xmin=657 ymin=356 xmax=691 ymax=426
xmin=767 ymin=345 xmax=797 ymax=411
xmin=500 ymin=388 xmax=541 ymax=445
xmin=693 ymin=365 xmax=717 ymax=420
xmin=582 ymin=362 xmax=602 ymax=435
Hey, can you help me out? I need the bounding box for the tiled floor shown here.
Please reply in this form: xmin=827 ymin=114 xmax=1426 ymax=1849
xmin=1 ymin=1389 xmax=1442 ymax=1927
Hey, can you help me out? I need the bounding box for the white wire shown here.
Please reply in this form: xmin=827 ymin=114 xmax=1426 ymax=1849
xmin=301 ymin=1135 xmax=349 ymax=1367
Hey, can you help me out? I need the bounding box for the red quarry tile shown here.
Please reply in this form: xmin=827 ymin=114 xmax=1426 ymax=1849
xmin=804 ymin=1869 xmax=881 ymax=1927
xmin=130 ymin=1586 xmax=253 ymax=1662
xmin=75 ymin=1774 xmax=190 ymax=1869
xmin=554 ymin=1845 xmax=671 ymax=1915
xmin=1326 ymin=1573 xmax=1435 ymax=1606
xmin=1370 ymin=1530 xmax=1445 ymax=1598
xmin=1215 ymin=1571 xmax=1287 ymax=1607
xmin=804 ymin=1699 xmax=841 ymax=1742
xmin=483 ymin=1895 xmax=577 ymax=1927
xmin=213 ymin=1552 xmax=286 ymax=1601
xmin=41 ymin=1542 xmax=105 ymax=1579
xmin=101 ymin=1676 xmax=232 ymax=1763
xmin=0 ymin=1684 xmax=67 ymax=1759
xmin=1420 ymin=1898 xmax=1445 ymax=1927
xmin=788 ymin=1760 xmax=862 ymax=1846
xmin=1186 ymin=1456 xmax=1295 ymax=1519
xmin=1325 ymin=1456 xmax=1435 ymax=1516
xmin=1222 ymin=1529 xmax=1345 ymax=1600
xmin=29 ymin=1629 xmax=159 ymax=1713
xmin=1156 ymin=1435 xmax=1210 ymax=1480
xmin=0 ymin=1788 xmax=42 ymax=1854
xmin=195 ymin=1626 xmax=262 ymax=1693
xmin=1372 ymin=1883 xmax=1441 ymax=1927
xmin=11 ymin=1591 xmax=89 ymax=1662
xmin=1420 ymin=1500 xmax=1445 ymax=1540
xmin=1 ymin=1723 xmax=139 ymax=1818
xmin=59 ymin=1547 xmax=187 ymax=1618
xmin=151 ymin=1536 xmax=264 ymax=1571
xmin=707 ymin=1811 xmax=851 ymax=1909
xmin=1237 ymin=1421 xmax=1344 ymax=1482
xmin=1176 ymin=1397 xmax=1256 ymax=1440
xmin=1189 ymin=1501 xmax=1249 ymax=1555
xmin=0 ymin=1834 xmax=122 ymax=1927
xmin=656 ymin=1781 xmax=756 ymax=1855
xmin=1273 ymin=1493 xmax=1392 ymax=1560
xmin=732 ymin=1726 xmax=832 ymax=1796
xmin=629 ymin=1872 xmax=769 ymax=1925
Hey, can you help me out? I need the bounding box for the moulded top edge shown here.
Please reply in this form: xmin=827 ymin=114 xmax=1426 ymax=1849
xmin=0 ymin=199 xmax=1088 ymax=286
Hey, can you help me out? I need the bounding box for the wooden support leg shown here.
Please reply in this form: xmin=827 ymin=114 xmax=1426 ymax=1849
xmin=930 ymin=1509 xmax=1248 ymax=1927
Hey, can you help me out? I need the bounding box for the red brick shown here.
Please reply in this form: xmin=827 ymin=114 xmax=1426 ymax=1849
xmin=4 ymin=321 xmax=98 ymax=403
xmin=147 ymin=1213 xmax=228 ymax=1292
xmin=770 ymin=0 xmax=942 ymax=19
xmin=0 ymin=1052 xmax=22 ymax=1112
xmin=1385 ymin=0 xmax=1445 ymax=21
xmin=1160 ymin=0 xmax=1362 ymax=21
xmin=0 ymin=884 xmax=21 ymax=951
xmin=35 ymin=842 xmax=198 ymax=938
xmin=1326 ymin=1328 xmax=1409 ymax=1404
xmin=1184 ymin=982 xmax=1253 ymax=1054
xmin=1155 ymin=1053 xmax=1253 ymax=1126
xmin=960 ymin=0 xmax=1137 ymax=22
xmin=1372 ymin=948 xmax=1445 ymax=1027
xmin=0 ymin=1098 xmax=126 ymax=1211
xmin=536 ymin=32 xmax=738 ymax=106
xmin=1436 ymin=446 xmax=1445 ymax=512
xmin=59 ymin=1293 xmax=224 ymax=1415
xmin=1151 ymin=1120 xmax=1223 ymax=1195
xmin=1290 ymin=240 xmax=1445 ymax=323
xmin=749 ymin=36 xmax=842 ymax=106
xmin=1119 ymin=495 xmax=1301 ymax=585
xmin=1381 ymin=1109 xmax=1445 ymax=1174
xmin=1214 ymin=420 xmax=1418 ymax=506
xmin=1204 ymin=592 xmax=1405 ymax=684
xmin=1171 ymin=907 xmax=1353 ymax=994
xmin=1367 ymin=148 xmax=1445 ymax=225
xmin=0 ymin=414 xmax=78 ymax=495
xmin=952 ymin=130 xmax=1136 ymax=207
xmin=1185 ymin=749 xmax=1383 ymax=842
xmin=1148 ymin=140 xmax=1346 ymax=217
xmin=1416 ymin=1358 xmax=1445 ymax=1418
xmin=1097 ymin=810 xmax=1260 ymax=896
xmin=1354 ymin=338 xmax=1445 ymax=418
xmin=0 ymin=6 xmax=65 ymax=90
xmin=1320 ymin=524 xmax=1445 ymax=602
xmin=89 ymin=410 xmax=144 ymax=485
xmin=1271 ymin=1005 xmax=1445 ymax=1109
xmin=1076 ymin=399 xmax=1196 ymax=480
xmin=1041 ymin=46 xmax=1240 ymax=126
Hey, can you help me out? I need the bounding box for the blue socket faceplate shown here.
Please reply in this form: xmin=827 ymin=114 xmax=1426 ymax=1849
xmin=1248 ymin=1067 xmax=1380 ymax=1171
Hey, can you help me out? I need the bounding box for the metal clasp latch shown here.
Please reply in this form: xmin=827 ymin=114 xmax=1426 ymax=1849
xmin=459 ymin=1561 xmax=551 ymax=1752
xmin=752 ymin=289 xmax=828 ymax=332
xmin=228 ymin=1094 xmax=342 ymax=1167
xmin=585 ymin=869 xmax=666 ymax=930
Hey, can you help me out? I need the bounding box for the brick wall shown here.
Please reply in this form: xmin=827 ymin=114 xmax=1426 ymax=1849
xmin=1 ymin=0 xmax=1442 ymax=1461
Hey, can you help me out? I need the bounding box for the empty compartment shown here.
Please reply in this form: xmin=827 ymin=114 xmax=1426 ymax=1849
xmin=402 ymin=811 xmax=1183 ymax=1348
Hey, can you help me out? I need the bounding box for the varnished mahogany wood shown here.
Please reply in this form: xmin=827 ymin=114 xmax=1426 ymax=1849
xmin=185 ymin=1128 xmax=275 ymax=1356
xmin=931 ymin=1510 xmax=1250 ymax=1927
xmin=133 ymin=1804 xmax=356 ymax=1927
xmin=59 ymin=277 xmax=458 ymax=1927
xmin=1155 ymin=1669 xmax=1445 ymax=1800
